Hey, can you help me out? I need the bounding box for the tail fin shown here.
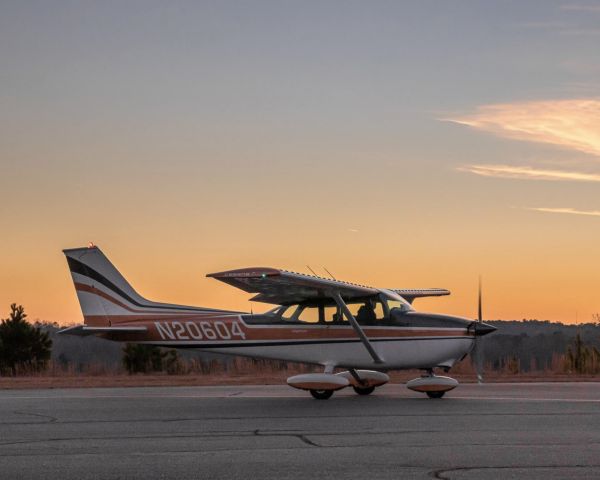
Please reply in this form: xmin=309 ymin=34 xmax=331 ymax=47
xmin=64 ymin=246 xmax=229 ymax=326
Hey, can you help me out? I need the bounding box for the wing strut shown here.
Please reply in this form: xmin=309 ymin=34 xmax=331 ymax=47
xmin=332 ymin=291 xmax=384 ymax=364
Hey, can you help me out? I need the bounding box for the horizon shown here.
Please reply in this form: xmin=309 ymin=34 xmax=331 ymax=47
xmin=2 ymin=1 xmax=599 ymax=324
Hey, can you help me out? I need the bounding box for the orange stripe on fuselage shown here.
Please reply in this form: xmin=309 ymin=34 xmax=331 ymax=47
xmin=99 ymin=317 xmax=471 ymax=342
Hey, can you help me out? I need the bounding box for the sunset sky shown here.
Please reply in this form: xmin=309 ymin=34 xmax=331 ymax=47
xmin=2 ymin=1 xmax=600 ymax=325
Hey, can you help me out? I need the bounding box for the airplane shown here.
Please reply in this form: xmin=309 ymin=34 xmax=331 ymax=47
xmin=60 ymin=245 xmax=496 ymax=399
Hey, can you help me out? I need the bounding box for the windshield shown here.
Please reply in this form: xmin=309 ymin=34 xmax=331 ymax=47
xmin=380 ymin=289 xmax=413 ymax=313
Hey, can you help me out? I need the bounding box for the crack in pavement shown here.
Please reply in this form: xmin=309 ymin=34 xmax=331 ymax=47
xmin=430 ymin=464 xmax=600 ymax=479
xmin=253 ymin=429 xmax=320 ymax=447
xmin=11 ymin=411 xmax=58 ymax=423
xmin=0 ymin=429 xmax=324 ymax=449
xmin=1 ymin=409 xmax=597 ymax=427
xmin=2 ymin=429 xmax=598 ymax=452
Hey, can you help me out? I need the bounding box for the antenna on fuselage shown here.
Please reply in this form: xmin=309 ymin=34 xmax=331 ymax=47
xmin=306 ymin=265 xmax=319 ymax=276
xmin=323 ymin=267 xmax=336 ymax=281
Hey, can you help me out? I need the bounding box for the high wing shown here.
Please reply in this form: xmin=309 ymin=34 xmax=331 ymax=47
xmin=391 ymin=289 xmax=450 ymax=304
xmin=207 ymin=268 xmax=379 ymax=305
xmin=208 ymin=267 xmax=385 ymax=363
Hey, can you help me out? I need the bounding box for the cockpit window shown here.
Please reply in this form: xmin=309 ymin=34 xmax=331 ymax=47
xmin=380 ymin=290 xmax=413 ymax=314
xmin=242 ymin=292 xmax=412 ymax=326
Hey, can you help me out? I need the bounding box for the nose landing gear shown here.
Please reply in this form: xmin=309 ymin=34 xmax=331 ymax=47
xmin=406 ymin=370 xmax=458 ymax=399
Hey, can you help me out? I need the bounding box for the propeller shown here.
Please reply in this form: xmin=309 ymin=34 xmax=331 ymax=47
xmin=473 ymin=276 xmax=484 ymax=383
xmin=469 ymin=277 xmax=497 ymax=382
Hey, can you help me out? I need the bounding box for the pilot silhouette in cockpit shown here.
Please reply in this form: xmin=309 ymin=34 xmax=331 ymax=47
xmin=356 ymin=302 xmax=377 ymax=325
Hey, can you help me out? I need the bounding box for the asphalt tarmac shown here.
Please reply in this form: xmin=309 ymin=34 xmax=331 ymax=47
xmin=1 ymin=383 xmax=600 ymax=479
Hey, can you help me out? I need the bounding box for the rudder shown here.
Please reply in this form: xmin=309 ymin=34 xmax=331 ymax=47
xmin=64 ymin=245 xmax=224 ymax=325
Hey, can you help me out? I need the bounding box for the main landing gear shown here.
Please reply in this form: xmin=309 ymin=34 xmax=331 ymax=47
xmin=352 ymin=385 xmax=376 ymax=396
xmin=287 ymin=369 xmax=390 ymax=399
xmin=310 ymin=384 xmax=376 ymax=400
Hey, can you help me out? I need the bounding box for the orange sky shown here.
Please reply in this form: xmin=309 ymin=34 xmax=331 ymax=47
xmin=1 ymin=2 xmax=600 ymax=324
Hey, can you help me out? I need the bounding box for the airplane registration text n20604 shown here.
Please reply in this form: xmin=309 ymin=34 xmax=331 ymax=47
xmin=154 ymin=320 xmax=246 ymax=341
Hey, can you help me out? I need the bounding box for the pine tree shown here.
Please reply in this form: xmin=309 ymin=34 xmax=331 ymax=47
xmin=122 ymin=344 xmax=180 ymax=374
xmin=0 ymin=304 xmax=52 ymax=375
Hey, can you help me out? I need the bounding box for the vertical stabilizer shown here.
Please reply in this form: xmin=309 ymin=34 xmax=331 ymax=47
xmin=64 ymin=246 xmax=231 ymax=325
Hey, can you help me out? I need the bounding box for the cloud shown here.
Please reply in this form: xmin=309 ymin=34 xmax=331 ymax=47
xmin=560 ymin=27 xmax=600 ymax=35
xmin=561 ymin=4 xmax=600 ymax=13
xmin=458 ymin=164 xmax=600 ymax=182
xmin=445 ymin=99 xmax=600 ymax=158
xmin=526 ymin=207 xmax=600 ymax=217
xmin=515 ymin=23 xmax=600 ymax=37
xmin=515 ymin=21 xmax=569 ymax=29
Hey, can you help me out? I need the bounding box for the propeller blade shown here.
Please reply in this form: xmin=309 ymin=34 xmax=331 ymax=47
xmin=475 ymin=276 xmax=484 ymax=383
xmin=473 ymin=338 xmax=484 ymax=384
xmin=478 ymin=275 xmax=482 ymax=323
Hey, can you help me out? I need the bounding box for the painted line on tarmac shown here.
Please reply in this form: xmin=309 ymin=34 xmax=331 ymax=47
xmin=2 ymin=392 xmax=600 ymax=402
xmin=0 ymin=394 xmax=307 ymax=400
xmin=449 ymin=396 xmax=600 ymax=403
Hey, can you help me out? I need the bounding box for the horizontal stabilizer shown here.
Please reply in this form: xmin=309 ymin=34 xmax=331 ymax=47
xmin=58 ymin=325 xmax=148 ymax=336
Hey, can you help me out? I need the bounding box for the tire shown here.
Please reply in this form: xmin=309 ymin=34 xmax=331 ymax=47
xmin=353 ymin=386 xmax=375 ymax=396
xmin=426 ymin=391 xmax=445 ymax=399
xmin=310 ymin=389 xmax=334 ymax=400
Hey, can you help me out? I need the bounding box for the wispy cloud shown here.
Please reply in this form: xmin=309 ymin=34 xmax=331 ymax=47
xmin=445 ymin=99 xmax=600 ymax=158
xmin=458 ymin=164 xmax=600 ymax=182
xmin=560 ymin=27 xmax=600 ymax=35
xmin=526 ymin=207 xmax=600 ymax=217
xmin=515 ymin=22 xmax=600 ymax=37
xmin=515 ymin=21 xmax=569 ymax=29
xmin=561 ymin=4 xmax=600 ymax=13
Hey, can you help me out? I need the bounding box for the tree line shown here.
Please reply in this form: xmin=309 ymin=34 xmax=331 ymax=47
xmin=0 ymin=304 xmax=180 ymax=375
xmin=3 ymin=304 xmax=600 ymax=376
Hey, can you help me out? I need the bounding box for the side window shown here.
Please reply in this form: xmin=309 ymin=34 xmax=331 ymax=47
xmin=296 ymin=306 xmax=320 ymax=324
xmin=278 ymin=305 xmax=302 ymax=322
xmin=354 ymin=300 xmax=378 ymax=325
xmin=373 ymin=301 xmax=385 ymax=321
xmin=297 ymin=305 xmax=344 ymax=323
xmin=323 ymin=306 xmax=340 ymax=323
xmin=346 ymin=303 xmax=362 ymax=317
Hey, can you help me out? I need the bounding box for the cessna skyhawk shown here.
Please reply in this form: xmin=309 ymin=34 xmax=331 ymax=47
xmin=60 ymin=245 xmax=496 ymax=399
